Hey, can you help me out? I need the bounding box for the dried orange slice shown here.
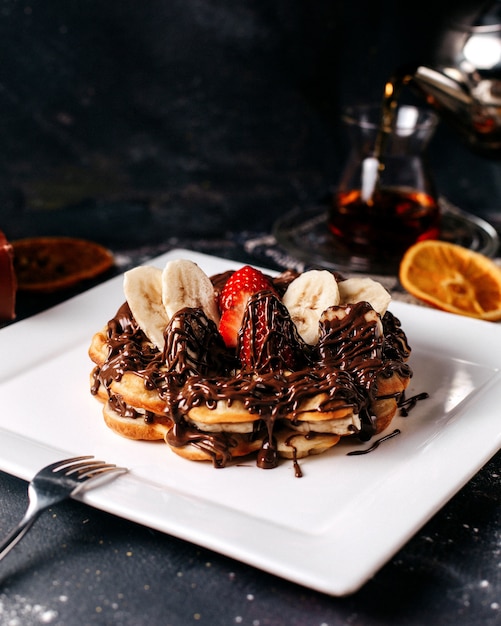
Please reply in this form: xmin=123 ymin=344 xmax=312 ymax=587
xmin=12 ymin=236 xmax=114 ymax=293
xmin=399 ymin=240 xmax=501 ymax=321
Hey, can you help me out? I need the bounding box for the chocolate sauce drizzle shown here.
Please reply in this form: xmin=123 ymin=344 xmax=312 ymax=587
xmin=91 ymin=273 xmax=416 ymax=471
xmin=347 ymin=429 xmax=401 ymax=455
xmin=108 ymin=392 xmax=157 ymax=424
xmin=399 ymin=392 xmax=429 ymax=416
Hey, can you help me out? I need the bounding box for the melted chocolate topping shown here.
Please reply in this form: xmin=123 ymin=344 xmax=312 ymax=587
xmin=108 ymin=392 xmax=158 ymax=424
xmin=381 ymin=310 xmax=412 ymax=362
xmin=318 ymin=301 xmax=384 ymax=393
xmin=91 ymin=302 xmax=165 ymax=396
xmin=238 ymin=291 xmax=312 ymax=373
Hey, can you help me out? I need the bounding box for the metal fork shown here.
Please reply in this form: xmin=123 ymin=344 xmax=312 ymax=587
xmin=0 ymin=455 xmax=127 ymax=561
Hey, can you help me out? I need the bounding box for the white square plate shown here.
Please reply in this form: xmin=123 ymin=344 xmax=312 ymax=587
xmin=0 ymin=249 xmax=500 ymax=596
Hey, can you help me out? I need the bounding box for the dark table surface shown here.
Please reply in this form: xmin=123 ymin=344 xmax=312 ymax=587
xmin=2 ymin=1 xmax=501 ymax=624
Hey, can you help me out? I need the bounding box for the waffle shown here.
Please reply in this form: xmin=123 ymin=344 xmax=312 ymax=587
xmin=89 ymin=261 xmax=413 ymax=471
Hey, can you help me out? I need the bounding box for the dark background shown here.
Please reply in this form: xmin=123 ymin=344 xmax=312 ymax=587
xmin=2 ymin=3 xmax=501 ymax=625
xmin=0 ymin=0 xmax=499 ymax=250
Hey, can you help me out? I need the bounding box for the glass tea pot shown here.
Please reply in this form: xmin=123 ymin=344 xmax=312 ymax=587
xmin=328 ymin=104 xmax=441 ymax=267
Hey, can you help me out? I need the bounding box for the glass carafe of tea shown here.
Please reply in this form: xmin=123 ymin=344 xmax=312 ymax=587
xmin=328 ymin=104 xmax=441 ymax=268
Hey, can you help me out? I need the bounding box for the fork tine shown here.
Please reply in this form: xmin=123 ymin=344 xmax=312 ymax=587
xmin=41 ymin=456 xmax=127 ymax=484
xmin=77 ymin=465 xmax=126 ymax=480
xmin=70 ymin=463 xmax=123 ymax=478
xmin=43 ymin=455 xmax=95 ymax=474
xmin=56 ymin=459 xmax=113 ymax=476
xmin=46 ymin=457 xmax=121 ymax=476
xmin=69 ymin=464 xmax=127 ymax=496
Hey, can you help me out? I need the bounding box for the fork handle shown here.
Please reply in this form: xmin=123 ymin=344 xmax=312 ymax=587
xmin=0 ymin=506 xmax=42 ymax=561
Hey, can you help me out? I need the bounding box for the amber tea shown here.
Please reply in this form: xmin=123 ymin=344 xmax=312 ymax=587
xmin=329 ymin=187 xmax=440 ymax=259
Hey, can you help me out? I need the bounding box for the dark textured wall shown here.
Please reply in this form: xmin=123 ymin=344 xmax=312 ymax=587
xmin=0 ymin=0 xmax=496 ymax=247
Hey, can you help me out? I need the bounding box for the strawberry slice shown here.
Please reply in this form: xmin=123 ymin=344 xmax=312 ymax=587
xmin=218 ymin=265 xmax=276 ymax=348
xmin=238 ymin=292 xmax=308 ymax=372
xmin=218 ymin=307 xmax=243 ymax=349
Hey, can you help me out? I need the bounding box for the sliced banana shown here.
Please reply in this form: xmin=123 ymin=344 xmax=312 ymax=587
xmin=338 ymin=277 xmax=391 ymax=315
xmin=282 ymin=270 xmax=340 ymax=345
xmin=162 ymin=259 xmax=220 ymax=325
xmin=123 ymin=266 xmax=168 ymax=351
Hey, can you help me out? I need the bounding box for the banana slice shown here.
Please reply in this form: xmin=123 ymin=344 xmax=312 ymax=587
xmin=338 ymin=277 xmax=391 ymax=315
xmin=123 ymin=266 xmax=168 ymax=351
xmin=162 ymin=259 xmax=220 ymax=325
xmin=282 ymin=270 xmax=340 ymax=345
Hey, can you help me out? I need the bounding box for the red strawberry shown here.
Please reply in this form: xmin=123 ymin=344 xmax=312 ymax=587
xmin=218 ymin=265 xmax=274 ymax=312
xmin=218 ymin=265 xmax=276 ymax=348
xmin=238 ymin=292 xmax=308 ymax=372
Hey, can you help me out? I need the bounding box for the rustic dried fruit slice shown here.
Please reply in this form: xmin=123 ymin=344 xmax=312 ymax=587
xmin=399 ymin=240 xmax=501 ymax=321
xmin=13 ymin=236 xmax=114 ymax=292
